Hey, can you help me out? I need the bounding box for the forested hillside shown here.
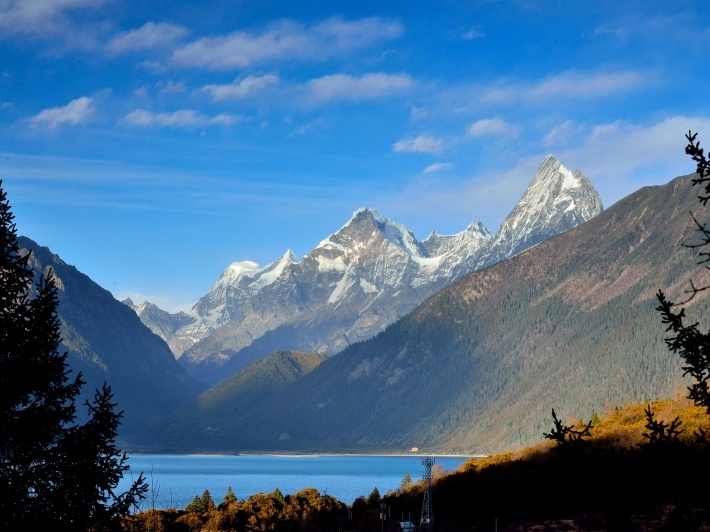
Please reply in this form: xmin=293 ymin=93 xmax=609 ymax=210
xmin=143 ymin=350 xmax=326 ymax=450
xmin=138 ymin=173 xmax=709 ymax=453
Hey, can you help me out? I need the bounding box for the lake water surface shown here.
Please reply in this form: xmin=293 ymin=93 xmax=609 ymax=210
xmin=118 ymin=454 xmax=469 ymax=510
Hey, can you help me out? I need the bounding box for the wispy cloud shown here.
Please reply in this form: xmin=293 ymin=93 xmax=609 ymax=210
xmin=106 ymin=22 xmax=189 ymax=53
xmin=158 ymin=81 xmax=186 ymax=94
xmin=200 ymin=74 xmax=280 ymax=101
xmin=423 ymin=162 xmax=454 ymax=174
xmin=380 ymin=156 xmax=542 ymax=236
xmin=570 ymin=120 xmax=679 ymax=171
xmin=556 ymin=116 xmax=710 ymax=192
xmin=171 ymin=17 xmax=403 ymax=69
xmin=0 ymin=0 xmax=102 ymax=37
xmin=28 ymin=96 xmax=94 ymax=129
xmin=121 ymin=109 xmax=241 ymax=128
xmin=307 ymin=73 xmax=412 ymax=102
xmin=543 ymin=120 xmax=584 ymax=148
xmin=393 ymin=135 xmax=444 ymax=154
xmin=482 ymin=70 xmax=644 ymax=104
xmin=410 ymin=106 xmax=430 ymax=120
xmin=461 ymin=26 xmax=484 ymax=40
xmin=467 ymin=117 xmax=518 ymax=138
xmin=289 ymin=118 xmax=327 ymax=137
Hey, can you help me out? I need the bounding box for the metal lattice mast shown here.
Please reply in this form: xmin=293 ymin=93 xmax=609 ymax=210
xmin=420 ymin=457 xmax=434 ymax=530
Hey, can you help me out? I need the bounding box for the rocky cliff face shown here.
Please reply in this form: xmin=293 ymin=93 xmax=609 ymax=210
xmin=136 ymin=155 xmax=602 ymax=385
xmin=477 ymin=154 xmax=603 ymax=266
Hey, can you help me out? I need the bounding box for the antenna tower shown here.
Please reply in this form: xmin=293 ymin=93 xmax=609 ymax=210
xmin=420 ymin=457 xmax=434 ymax=530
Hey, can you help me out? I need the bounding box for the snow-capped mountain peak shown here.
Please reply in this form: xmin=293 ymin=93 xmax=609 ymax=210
xmin=222 ymin=260 xmax=261 ymax=282
xmin=480 ymin=155 xmax=603 ymax=264
xmin=422 ymin=220 xmax=492 ymax=257
xmin=317 ymin=207 xmax=426 ymax=259
xmin=133 ymin=155 xmax=603 ymax=384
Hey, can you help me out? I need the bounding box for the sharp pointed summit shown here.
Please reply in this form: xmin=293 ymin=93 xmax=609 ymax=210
xmin=478 ymin=155 xmax=603 ymax=266
xmin=133 ymin=155 xmax=603 ymax=385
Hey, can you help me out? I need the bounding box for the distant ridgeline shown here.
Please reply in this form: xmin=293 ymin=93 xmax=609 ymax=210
xmin=137 ymin=172 xmax=707 ymax=454
xmin=132 ymin=155 xmax=603 ymax=386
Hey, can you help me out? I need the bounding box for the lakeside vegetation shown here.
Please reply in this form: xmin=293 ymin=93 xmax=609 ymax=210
xmin=140 ymin=168 xmax=709 ymax=455
xmin=123 ymin=133 xmax=710 ymax=530
xmin=5 ymin=127 xmax=710 ymax=530
xmin=122 ymin=397 xmax=710 ymax=531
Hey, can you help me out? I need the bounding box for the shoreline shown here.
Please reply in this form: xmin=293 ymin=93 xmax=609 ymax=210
xmin=128 ymin=451 xmax=483 ymax=459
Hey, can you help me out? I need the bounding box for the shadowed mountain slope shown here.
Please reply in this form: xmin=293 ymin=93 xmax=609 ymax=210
xmin=18 ymin=237 xmax=203 ymax=434
xmin=142 ymin=350 xmax=326 ymax=450
xmin=139 ymin=156 xmax=602 ymax=386
xmin=137 ymin=173 xmax=709 ymax=453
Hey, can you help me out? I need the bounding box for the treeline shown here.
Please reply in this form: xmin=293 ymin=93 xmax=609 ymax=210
xmin=139 ymin=171 xmax=710 ymax=454
xmin=428 ymin=398 xmax=710 ymax=530
xmin=122 ymin=397 xmax=710 ymax=531
xmin=123 ymin=486 xmax=347 ymax=532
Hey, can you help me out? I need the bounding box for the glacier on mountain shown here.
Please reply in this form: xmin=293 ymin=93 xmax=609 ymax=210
xmin=133 ymin=155 xmax=603 ymax=385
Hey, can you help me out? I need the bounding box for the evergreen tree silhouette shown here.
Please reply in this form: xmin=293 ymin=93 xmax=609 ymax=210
xmin=657 ymin=132 xmax=710 ymax=413
xmin=0 ymin=180 xmax=147 ymax=530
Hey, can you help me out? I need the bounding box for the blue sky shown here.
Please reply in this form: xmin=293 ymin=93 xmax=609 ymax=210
xmin=1 ymin=0 xmax=709 ymax=312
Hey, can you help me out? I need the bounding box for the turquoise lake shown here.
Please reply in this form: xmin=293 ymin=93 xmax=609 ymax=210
xmin=118 ymin=454 xmax=469 ymax=510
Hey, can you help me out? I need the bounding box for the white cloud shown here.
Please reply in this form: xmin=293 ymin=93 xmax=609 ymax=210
xmin=467 ymin=118 xmax=518 ymax=138
xmin=477 ymin=70 xmax=644 ymax=105
xmin=171 ymin=17 xmax=403 ymax=69
xmin=106 ymin=22 xmax=188 ymax=53
xmin=289 ymin=118 xmax=327 ymax=137
xmin=200 ymin=74 xmax=279 ymax=101
xmin=307 ymin=73 xmax=412 ymax=102
xmin=424 ymin=162 xmax=454 ymax=174
xmin=0 ymin=0 xmax=102 ymax=37
xmin=386 ymin=116 xmax=710 ymax=238
xmin=528 ymin=71 xmax=643 ymax=100
xmin=555 ymin=117 xmax=710 ymax=200
xmin=410 ymin=106 xmax=429 ymax=120
xmin=542 ymin=120 xmax=584 ymax=148
xmin=393 ymin=135 xmax=444 ymax=154
xmin=28 ymin=96 xmax=94 ymax=129
xmin=122 ymin=109 xmax=240 ymax=128
xmin=570 ymin=119 xmax=688 ymax=172
xmin=158 ymin=81 xmax=186 ymax=94
xmin=462 ymin=26 xmax=484 ymax=40
xmin=380 ymin=156 xmax=542 ymax=236
xmin=137 ymin=60 xmax=168 ymax=74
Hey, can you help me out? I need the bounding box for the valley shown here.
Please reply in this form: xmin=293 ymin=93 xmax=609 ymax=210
xmin=17 ymin=154 xmax=709 ymax=455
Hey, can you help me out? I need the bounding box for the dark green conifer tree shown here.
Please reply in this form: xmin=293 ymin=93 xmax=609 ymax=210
xmin=657 ymin=133 xmax=710 ymax=414
xmin=0 ymin=180 xmax=146 ymax=530
xmin=368 ymin=486 xmax=381 ymax=506
xmin=221 ymin=485 xmax=238 ymax=507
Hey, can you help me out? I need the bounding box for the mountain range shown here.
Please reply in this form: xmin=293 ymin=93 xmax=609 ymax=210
xmin=136 ymin=172 xmax=710 ymax=454
xmin=133 ymin=155 xmax=603 ymax=385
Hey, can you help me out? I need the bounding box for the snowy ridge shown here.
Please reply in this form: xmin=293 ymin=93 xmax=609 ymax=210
xmin=478 ymin=155 xmax=602 ymax=266
xmin=133 ymin=155 xmax=602 ymax=384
